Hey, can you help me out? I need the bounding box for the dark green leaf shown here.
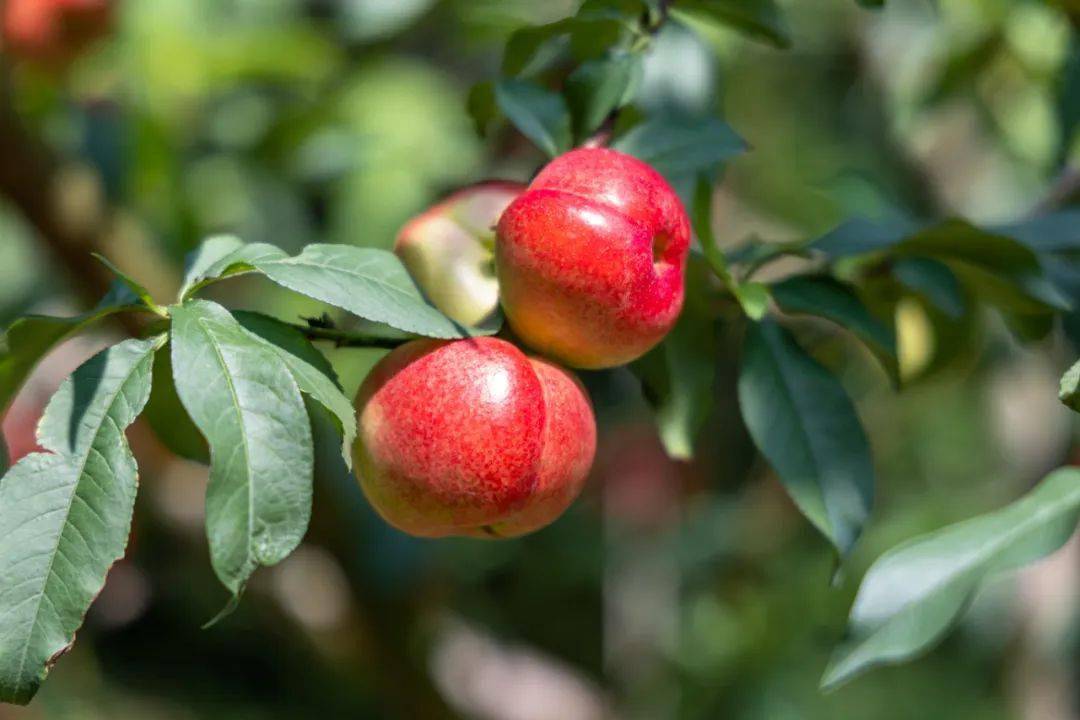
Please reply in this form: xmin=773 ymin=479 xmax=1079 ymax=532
xmin=170 ymin=300 xmax=313 ymax=595
xmin=0 ymin=284 xmax=150 ymax=412
xmin=233 ymin=311 xmax=356 ymax=468
xmin=813 ymin=217 xmax=1071 ymax=312
xmin=564 ymin=52 xmax=643 ymax=139
xmin=1060 ymin=359 xmax=1080 ymax=413
xmin=738 ymin=320 xmax=874 ymax=554
xmin=466 ymin=81 xmax=499 ymax=137
xmin=771 ymin=275 xmax=898 ymax=383
xmin=892 ymin=258 xmax=965 ymax=319
xmin=633 ymin=259 xmax=716 ymax=460
xmin=0 ymin=337 xmax=159 ymax=704
xmin=143 ymin=343 xmax=210 ymax=464
xmin=670 ymin=0 xmax=791 ymax=49
xmin=494 ymin=78 xmax=573 ymax=158
xmin=502 ymin=19 xmax=575 ymax=77
xmin=823 ymin=467 xmax=1080 ymax=690
xmin=613 ymin=113 xmax=746 ymax=180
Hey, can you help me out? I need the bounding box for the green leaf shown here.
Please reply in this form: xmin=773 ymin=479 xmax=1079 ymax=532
xmin=179 ymin=242 xmax=287 ymax=301
xmin=0 ymin=337 xmax=159 ymax=705
xmin=92 ymin=254 xmax=163 ymax=315
xmin=466 ymin=81 xmax=499 ymax=137
xmin=564 ymin=52 xmax=643 ymax=139
xmin=813 ymin=217 xmax=1071 ymax=312
xmin=182 ymin=241 xmax=488 ymax=339
xmin=255 ymin=244 xmax=488 ymax=339
xmin=634 ymin=259 xmax=716 ymax=460
xmin=1060 ymin=359 xmax=1080 ymax=413
xmin=771 ymin=276 xmax=898 ymax=384
xmin=233 ymin=311 xmax=357 ymax=469
xmin=613 ymin=113 xmax=747 ymax=181
xmin=892 ymin=258 xmax=965 ymax=320
xmin=738 ymin=320 xmax=874 ymax=554
xmin=822 ymin=467 xmax=1080 ymax=690
xmin=0 ymin=433 xmax=7 ymax=475
xmin=143 ymin=343 xmax=210 ymax=464
xmin=494 ymin=78 xmax=573 ymax=158
xmin=0 ymin=284 xmax=150 ymax=412
xmin=178 ymin=235 xmax=246 ymax=300
xmin=502 ymin=18 xmax=575 ymax=77
xmin=170 ymin=300 xmax=313 ymax=595
xmin=670 ymin=0 xmax=791 ymax=50
xmin=733 ymin=282 xmax=770 ymax=321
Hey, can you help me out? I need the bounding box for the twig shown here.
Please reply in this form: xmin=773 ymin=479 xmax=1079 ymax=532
xmin=291 ymin=322 xmax=410 ymax=350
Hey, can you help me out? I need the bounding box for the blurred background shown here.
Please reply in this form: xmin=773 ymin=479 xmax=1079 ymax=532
xmin=1 ymin=0 xmax=1079 ymax=718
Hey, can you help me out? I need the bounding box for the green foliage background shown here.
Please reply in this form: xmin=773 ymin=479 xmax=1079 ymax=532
xmin=1 ymin=0 xmax=1079 ymax=718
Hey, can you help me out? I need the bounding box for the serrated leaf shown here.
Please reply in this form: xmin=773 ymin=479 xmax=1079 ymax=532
xmin=565 ymin=52 xmax=643 ymax=139
xmin=1060 ymin=359 xmax=1080 ymax=412
xmin=179 ymin=235 xmax=246 ymax=300
xmin=233 ymin=311 xmax=356 ymax=469
xmin=613 ymin=113 xmax=747 ymax=181
xmin=494 ymin=78 xmax=573 ymax=158
xmin=670 ymin=0 xmax=791 ymax=50
xmin=0 ymin=336 xmax=159 ymax=705
xmin=181 ymin=241 xmax=487 ymax=339
xmin=771 ymin=275 xmax=898 ymax=384
xmin=170 ymin=300 xmax=313 ymax=595
xmin=822 ymin=467 xmax=1080 ymax=690
xmin=179 ymin=242 xmax=288 ymax=301
xmin=0 ymin=284 xmax=150 ymax=412
xmin=738 ymin=320 xmax=874 ymax=554
xmin=253 ymin=244 xmax=487 ymax=339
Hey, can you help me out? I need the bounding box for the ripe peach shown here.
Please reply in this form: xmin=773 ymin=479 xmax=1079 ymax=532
xmin=353 ymin=337 xmax=595 ymax=538
xmin=395 ymin=182 xmax=526 ymax=328
xmin=495 ymin=148 xmax=690 ymax=369
xmin=2 ymin=0 xmax=111 ymax=66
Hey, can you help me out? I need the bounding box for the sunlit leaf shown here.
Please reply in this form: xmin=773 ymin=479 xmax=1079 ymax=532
xmin=170 ymin=300 xmax=313 ymax=595
xmin=181 ymin=241 xmax=490 ymax=339
xmin=823 ymin=467 xmax=1080 ymax=689
xmin=178 ymin=235 xmax=246 ymax=300
xmin=233 ymin=311 xmax=357 ymax=468
xmin=738 ymin=319 xmax=874 ymax=554
xmin=0 ymin=337 xmax=159 ymax=704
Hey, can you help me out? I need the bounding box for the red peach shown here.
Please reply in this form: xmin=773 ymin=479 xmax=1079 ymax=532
xmin=395 ymin=182 xmax=526 ymax=328
xmin=495 ymin=147 xmax=690 ymax=369
xmin=2 ymin=0 xmax=111 ymax=66
xmin=353 ymin=337 xmax=596 ymax=538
